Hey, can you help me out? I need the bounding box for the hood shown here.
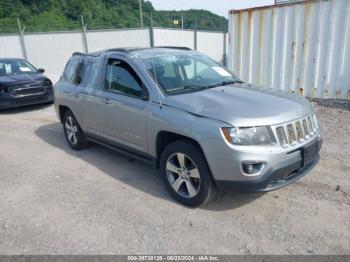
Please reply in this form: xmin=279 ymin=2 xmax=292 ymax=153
xmin=0 ymin=73 xmax=45 ymax=86
xmin=163 ymin=83 xmax=314 ymax=127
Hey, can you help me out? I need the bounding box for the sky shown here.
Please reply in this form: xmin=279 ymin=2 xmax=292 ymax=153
xmin=148 ymin=0 xmax=275 ymax=17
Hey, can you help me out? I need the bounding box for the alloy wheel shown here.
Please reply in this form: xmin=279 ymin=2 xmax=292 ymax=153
xmin=166 ymin=153 xmax=201 ymax=198
xmin=65 ymin=116 xmax=78 ymax=145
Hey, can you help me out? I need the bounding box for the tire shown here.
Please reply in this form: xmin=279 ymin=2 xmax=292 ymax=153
xmin=63 ymin=110 xmax=88 ymax=150
xmin=160 ymin=140 xmax=215 ymax=207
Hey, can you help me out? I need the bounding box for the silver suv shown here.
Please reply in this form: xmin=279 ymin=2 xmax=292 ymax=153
xmin=54 ymin=47 xmax=321 ymax=207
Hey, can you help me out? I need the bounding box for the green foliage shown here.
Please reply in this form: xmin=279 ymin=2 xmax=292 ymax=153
xmin=0 ymin=0 xmax=227 ymax=33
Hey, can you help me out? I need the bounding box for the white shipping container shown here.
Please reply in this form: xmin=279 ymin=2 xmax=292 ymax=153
xmin=228 ymin=0 xmax=350 ymax=99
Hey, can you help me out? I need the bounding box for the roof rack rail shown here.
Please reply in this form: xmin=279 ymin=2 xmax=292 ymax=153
xmin=72 ymin=52 xmax=88 ymax=56
xmin=98 ymin=48 xmax=130 ymax=54
xmin=72 ymin=46 xmax=192 ymax=57
xmin=72 ymin=48 xmax=129 ymax=57
xmin=156 ymin=46 xmax=192 ymax=50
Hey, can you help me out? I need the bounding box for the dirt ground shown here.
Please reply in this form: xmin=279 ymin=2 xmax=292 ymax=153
xmin=0 ymin=100 xmax=349 ymax=255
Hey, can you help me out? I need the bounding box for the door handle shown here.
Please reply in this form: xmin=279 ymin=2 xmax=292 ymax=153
xmin=64 ymin=91 xmax=73 ymax=96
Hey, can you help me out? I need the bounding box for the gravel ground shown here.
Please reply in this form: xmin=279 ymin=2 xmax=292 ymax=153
xmin=0 ymin=101 xmax=349 ymax=255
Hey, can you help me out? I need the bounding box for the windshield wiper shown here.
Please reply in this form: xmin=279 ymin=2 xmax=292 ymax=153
xmin=183 ymin=85 xmax=207 ymax=90
xmin=166 ymin=85 xmax=206 ymax=94
xmin=207 ymin=80 xmax=243 ymax=89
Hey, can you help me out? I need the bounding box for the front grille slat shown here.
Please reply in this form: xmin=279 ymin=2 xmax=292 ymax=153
xmin=312 ymin=113 xmax=319 ymax=129
xmin=287 ymin=124 xmax=296 ymax=145
xmin=275 ymin=114 xmax=319 ymax=148
xmin=307 ymin=116 xmax=314 ymax=134
xmin=302 ymin=119 xmax=309 ymax=139
xmin=295 ymin=121 xmax=304 ymax=142
xmin=276 ymin=126 xmax=288 ymax=147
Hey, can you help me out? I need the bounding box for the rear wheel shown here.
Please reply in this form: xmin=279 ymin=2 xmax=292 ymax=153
xmin=160 ymin=140 xmax=215 ymax=207
xmin=63 ymin=110 xmax=88 ymax=150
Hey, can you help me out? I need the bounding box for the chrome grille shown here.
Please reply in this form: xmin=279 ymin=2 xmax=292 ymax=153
xmin=9 ymin=82 xmax=46 ymax=97
xmin=275 ymin=113 xmax=319 ymax=147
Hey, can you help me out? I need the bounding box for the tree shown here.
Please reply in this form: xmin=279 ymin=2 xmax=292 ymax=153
xmin=0 ymin=0 xmax=227 ymax=33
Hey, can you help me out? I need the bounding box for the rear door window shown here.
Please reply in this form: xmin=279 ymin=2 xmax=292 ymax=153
xmin=63 ymin=57 xmax=80 ymax=84
xmin=76 ymin=57 xmax=95 ymax=86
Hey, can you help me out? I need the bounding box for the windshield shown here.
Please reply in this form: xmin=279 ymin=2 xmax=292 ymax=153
xmin=139 ymin=53 xmax=242 ymax=95
xmin=0 ymin=60 xmax=38 ymax=76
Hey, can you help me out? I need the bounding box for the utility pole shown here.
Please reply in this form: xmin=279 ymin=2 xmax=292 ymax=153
xmin=139 ymin=0 xmax=144 ymax=28
xmin=17 ymin=18 xmax=27 ymax=60
xmin=194 ymin=17 xmax=198 ymax=50
xmin=149 ymin=13 xmax=154 ymax=47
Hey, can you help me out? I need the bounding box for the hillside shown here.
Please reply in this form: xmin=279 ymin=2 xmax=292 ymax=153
xmin=0 ymin=0 xmax=227 ymax=33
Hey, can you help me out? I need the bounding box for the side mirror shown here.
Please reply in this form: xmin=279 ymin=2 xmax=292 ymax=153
xmin=38 ymin=68 xmax=45 ymax=73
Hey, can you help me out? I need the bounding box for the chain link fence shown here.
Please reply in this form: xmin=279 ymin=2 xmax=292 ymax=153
xmin=0 ymin=14 xmax=228 ymax=84
xmin=0 ymin=11 xmax=227 ymax=33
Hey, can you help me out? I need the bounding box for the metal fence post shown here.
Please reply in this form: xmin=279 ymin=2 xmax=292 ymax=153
xmin=17 ymin=18 xmax=28 ymax=60
xmin=139 ymin=0 xmax=144 ymax=28
xmin=181 ymin=13 xmax=184 ymax=30
xmin=194 ymin=18 xmax=197 ymax=50
xmin=149 ymin=13 xmax=154 ymax=47
xmin=223 ymin=19 xmax=227 ymax=66
xmin=81 ymin=15 xmax=89 ymax=53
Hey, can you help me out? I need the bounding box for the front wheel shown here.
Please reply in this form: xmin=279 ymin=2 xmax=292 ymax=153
xmin=63 ymin=110 xmax=88 ymax=150
xmin=160 ymin=140 xmax=215 ymax=207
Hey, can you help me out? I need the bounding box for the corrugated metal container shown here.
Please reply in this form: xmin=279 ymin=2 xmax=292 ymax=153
xmin=228 ymin=0 xmax=350 ymax=99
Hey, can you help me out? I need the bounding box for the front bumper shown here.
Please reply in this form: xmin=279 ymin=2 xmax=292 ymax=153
xmin=0 ymin=90 xmax=53 ymax=109
xmin=202 ymin=131 xmax=322 ymax=192
xmin=216 ymin=153 xmax=320 ymax=192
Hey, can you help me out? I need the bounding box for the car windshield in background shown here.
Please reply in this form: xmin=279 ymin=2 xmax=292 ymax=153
xmin=0 ymin=60 xmax=38 ymax=76
xmin=139 ymin=53 xmax=242 ymax=95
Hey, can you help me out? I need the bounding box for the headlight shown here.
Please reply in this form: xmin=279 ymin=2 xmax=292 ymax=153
xmin=221 ymin=126 xmax=276 ymax=145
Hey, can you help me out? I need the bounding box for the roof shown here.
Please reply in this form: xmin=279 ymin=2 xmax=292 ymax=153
xmin=72 ymin=46 xmax=192 ymax=57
